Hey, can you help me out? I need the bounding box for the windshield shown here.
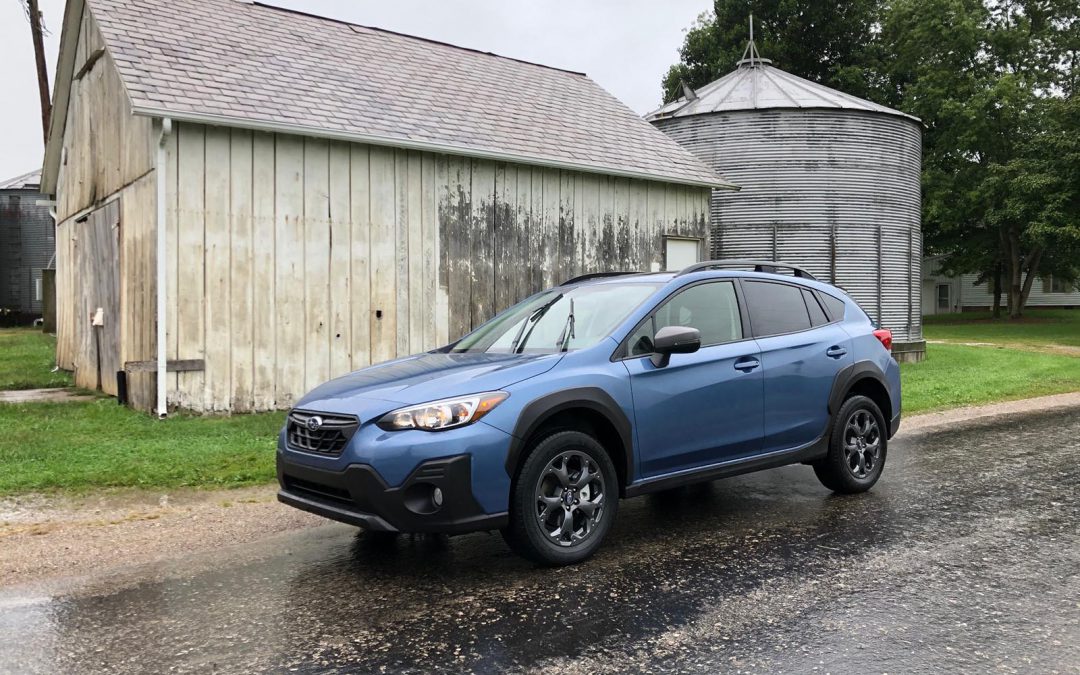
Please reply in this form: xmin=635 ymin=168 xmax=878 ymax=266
xmin=450 ymin=282 xmax=661 ymax=354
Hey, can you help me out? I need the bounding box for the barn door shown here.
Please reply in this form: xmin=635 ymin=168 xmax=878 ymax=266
xmin=73 ymin=201 xmax=121 ymax=394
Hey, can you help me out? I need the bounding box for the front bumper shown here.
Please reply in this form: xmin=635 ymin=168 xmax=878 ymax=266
xmin=277 ymin=453 xmax=508 ymax=534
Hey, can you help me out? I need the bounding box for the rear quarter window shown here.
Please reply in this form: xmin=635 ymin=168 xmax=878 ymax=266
xmin=819 ymin=292 xmax=847 ymax=321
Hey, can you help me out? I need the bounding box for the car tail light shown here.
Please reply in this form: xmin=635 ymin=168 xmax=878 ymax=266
xmin=873 ymin=328 xmax=893 ymax=353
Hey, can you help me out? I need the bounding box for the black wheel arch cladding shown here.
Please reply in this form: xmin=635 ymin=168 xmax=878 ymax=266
xmin=829 ymin=361 xmax=894 ymax=435
xmin=504 ymin=387 xmax=634 ymax=490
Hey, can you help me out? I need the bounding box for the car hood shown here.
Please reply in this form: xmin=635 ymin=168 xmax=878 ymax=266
xmin=295 ymin=351 xmax=564 ymax=414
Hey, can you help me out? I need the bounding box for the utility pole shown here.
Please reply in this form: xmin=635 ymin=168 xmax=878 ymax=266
xmin=24 ymin=0 xmax=52 ymax=143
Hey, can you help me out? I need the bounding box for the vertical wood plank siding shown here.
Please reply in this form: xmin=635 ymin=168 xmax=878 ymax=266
xmin=156 ymin=122 xmax=708 ymax=412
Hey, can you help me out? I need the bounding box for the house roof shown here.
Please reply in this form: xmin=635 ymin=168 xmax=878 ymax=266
xmin=647 ymin=58 xmax=919 ymax=124
xmin=44 ymin=0 xmax=732 ymax=191
xmin=0 ymin=170 xmax=42 ymax=191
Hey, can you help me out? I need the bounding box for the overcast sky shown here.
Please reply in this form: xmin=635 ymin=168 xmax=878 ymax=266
xmin=0 ymin=0 xmax=710 ymax=182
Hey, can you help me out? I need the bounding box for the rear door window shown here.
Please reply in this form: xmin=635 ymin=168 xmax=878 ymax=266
xmin=743 ymin=281 xmax=812 ymax=337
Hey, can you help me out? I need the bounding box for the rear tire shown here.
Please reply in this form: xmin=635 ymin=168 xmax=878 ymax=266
xmin=813 ymin=395 xmax=887 ymax=494
xmin=502 ymin=430 xmax=619 ymax=566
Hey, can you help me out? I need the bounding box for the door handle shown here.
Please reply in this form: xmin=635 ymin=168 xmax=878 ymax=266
xmin=826 ymin=346 xmax=848 ymax=359
xmin=734 ymin=356 xmax=760 ymax=372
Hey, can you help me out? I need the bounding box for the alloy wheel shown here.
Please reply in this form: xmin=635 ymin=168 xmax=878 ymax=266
xmin=843 ymin=409 xmax=881 ymax=479
xmin=534 ymin=451 xmax=606 ymax=547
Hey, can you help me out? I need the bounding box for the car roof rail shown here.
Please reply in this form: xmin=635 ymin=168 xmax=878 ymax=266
xmin=676 ymin=259 xmax=818 ymax=281
xmin=560 ymin=271 xmax=641 ymax=286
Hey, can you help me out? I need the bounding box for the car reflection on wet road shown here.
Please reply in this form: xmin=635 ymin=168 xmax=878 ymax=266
xmin=1 ymin=409 xmax=1078 ymax=673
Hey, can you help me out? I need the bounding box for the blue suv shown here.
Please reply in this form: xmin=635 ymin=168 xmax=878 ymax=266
xmin=277 ymin=260 xmax=901 ymax=565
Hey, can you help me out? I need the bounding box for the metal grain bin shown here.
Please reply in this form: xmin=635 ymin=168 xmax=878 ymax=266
xmin=648 ymin=57 xmax=925 ymax=361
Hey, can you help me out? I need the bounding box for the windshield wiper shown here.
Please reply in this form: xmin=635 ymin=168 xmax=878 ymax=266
xmin=557 ymin=298 xmax=576 ymax=352
xmin=512 ymin=294 xmax=562 ymax=354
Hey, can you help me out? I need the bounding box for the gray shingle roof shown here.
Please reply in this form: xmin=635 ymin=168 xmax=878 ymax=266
xmin=86 ymin=0 xmax=730 ymax=188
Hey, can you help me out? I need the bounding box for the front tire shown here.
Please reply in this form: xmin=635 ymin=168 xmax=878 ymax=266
xmin=502 ymin=430 xmax=619 ymax=566
xmin=813 ymin=395 xmax=887 ymax=494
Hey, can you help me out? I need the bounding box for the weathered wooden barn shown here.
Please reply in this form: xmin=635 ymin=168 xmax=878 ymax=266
xmin=41 ymin=0 xmax=730 ymax=415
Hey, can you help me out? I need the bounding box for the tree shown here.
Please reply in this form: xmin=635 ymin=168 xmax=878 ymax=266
xmin=881 ymin=0 xmax=1080 ymax=317
xmin=660 ymin=0 xmax=886 ymax=104
xmin=17 ymin=0 xmax=51 ymax=143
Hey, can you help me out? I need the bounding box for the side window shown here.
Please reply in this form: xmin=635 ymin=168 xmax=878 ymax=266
xmin=819 ymin=292 xmax=846 ymax=322
xmin=803 ymin=289 xmax=830 ymax=326
xmin=627 ymin=281 xmax=743 ymax=356
xmin=743 ymin=281 xmax=812 ymax=336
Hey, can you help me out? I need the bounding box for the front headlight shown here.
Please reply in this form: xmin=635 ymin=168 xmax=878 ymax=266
xmin=376 ymin=392 xmax=509 ymax=431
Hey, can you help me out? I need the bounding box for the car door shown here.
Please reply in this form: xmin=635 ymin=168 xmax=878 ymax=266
xmin=620 ymin=280 xmax=764 ymax=477
xmin=741 ymin=280 xmax=854 ymax=453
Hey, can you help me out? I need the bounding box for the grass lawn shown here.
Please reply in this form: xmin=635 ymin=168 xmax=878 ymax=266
xmin=924 ymin=308 xmax=1080 ymax=348
xmin=901 ymin=342 xmax=1080 ymax=414
xmin=0 ymin=328 xmax=73 ymax=390
xmin=0 ymin=399 xmax=284 ymax=495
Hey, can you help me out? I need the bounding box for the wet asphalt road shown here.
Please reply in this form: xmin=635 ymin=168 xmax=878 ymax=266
xmin=2 ymin=410 xmax=1078 ymax=674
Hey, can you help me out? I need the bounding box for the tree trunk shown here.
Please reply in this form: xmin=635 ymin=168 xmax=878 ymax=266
xmin=1007 ymin=230 xmax=1023 ymax=319
xmin=991 ymin=263 xmax=1003 ymax=319
xmin=28 ymin=0 xmax=51 ymax=144
xmin=1017 ymin=247 xmax=1044 ymax=318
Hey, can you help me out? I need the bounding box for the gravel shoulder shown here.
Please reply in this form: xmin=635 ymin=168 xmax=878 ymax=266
xmin=4 ymin=390 xmax=1080 ymax=588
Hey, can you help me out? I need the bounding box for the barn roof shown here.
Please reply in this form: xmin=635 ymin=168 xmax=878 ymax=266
xmin=647 ymin=58 xmax=919 ymax=123
xmin=0 ymin=170 xmax=42 ymax=191
xmin=44 ymin=0 xmax=732 ymax=192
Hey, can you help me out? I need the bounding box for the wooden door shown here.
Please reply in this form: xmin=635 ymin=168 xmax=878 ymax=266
xmin=73 ymin=201 xmax=121 ymax=394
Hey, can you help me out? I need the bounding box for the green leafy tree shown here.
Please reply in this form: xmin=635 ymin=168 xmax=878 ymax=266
xmin=660 ymin=0 xmax=886 ymax=104
xmin=883 ymin=0 xmax=1080 ymax=317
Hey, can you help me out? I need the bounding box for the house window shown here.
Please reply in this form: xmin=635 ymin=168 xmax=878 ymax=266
xmin=34 ymin=275 xmax=42 ymax=302
xmin=664 ymin=237 xmax=701 ymax=272
xmin=1042 ymin=275 xmax=1073 ymax=294
xmin=936 ymin=284 xmax=950 ymax=311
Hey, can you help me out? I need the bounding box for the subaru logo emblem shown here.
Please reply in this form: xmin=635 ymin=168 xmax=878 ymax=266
xmin=306 ymin=415 xmax=323 ymax=431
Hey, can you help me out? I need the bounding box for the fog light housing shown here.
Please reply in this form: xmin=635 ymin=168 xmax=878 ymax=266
xmin=404 ymin=482 xmax=444 ymax=515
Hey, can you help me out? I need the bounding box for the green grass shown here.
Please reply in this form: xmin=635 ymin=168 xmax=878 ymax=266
xmin=0 ymin=328 xmax=73 ymax=390
xmin=0 ymin=399 xmax=284 ymax=495
xmin=924 ymin=308 xmax=1080 ymax=348
xmin=900 ymin=342 xmax=1080 ymax=414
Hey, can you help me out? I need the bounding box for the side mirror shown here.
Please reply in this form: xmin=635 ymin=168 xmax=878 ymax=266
xmin=650 ymin=325 xmax=701 ymax=368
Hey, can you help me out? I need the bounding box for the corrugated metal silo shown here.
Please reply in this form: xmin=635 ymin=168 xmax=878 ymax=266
xmin=648 ymin=55 xmax=925 ymax=361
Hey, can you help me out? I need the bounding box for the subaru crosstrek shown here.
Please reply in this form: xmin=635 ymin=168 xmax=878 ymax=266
xmin=277 ymin=260 xmax=901 ymax=565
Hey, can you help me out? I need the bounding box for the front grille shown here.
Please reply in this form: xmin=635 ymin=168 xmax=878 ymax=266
xmin=286 ymin=410 xmax=359 ymax=456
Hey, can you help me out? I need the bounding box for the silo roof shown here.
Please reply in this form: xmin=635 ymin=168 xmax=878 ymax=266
xmin=646 ymin=59 xmax=920 ymax=124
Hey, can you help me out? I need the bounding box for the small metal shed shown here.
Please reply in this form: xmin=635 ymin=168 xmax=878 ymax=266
xmin=0 ymin=170 xmax=54 ymax=320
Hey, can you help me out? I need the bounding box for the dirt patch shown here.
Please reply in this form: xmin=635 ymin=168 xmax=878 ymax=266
xmin=927 ymin=339 xmax=1080 ymax=357
xmin=0 ymin=485 xmax=322 ymax=587
xmin=0 ymin=388 xmax=97 ymax=403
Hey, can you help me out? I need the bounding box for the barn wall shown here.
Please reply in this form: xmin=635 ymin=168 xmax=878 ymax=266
xmin=53 ymin=7 xmax=154 ymax=223
xmin=163 ymin=121 xmax=709 ymax=413
xmin=53 ymin=4 xmax=157 ymax=395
